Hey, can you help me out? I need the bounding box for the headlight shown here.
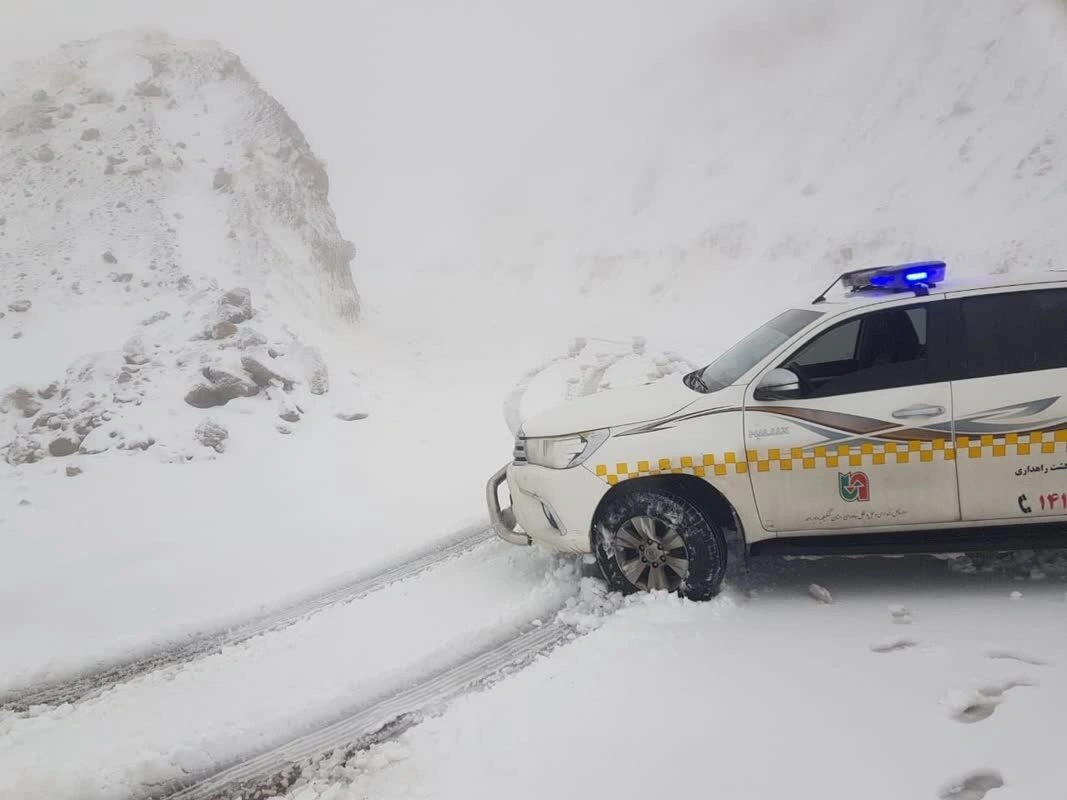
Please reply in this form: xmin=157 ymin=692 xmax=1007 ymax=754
xmin=524 ymin=429 xmax=610 ymax=470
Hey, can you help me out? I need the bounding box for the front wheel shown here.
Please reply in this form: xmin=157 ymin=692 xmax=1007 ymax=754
xmin=593 ymin=488 xmax=727 ymax=601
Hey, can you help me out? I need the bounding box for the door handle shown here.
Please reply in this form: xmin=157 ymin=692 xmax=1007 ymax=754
xmin=891 ymin=404 xmax=945 ymax=419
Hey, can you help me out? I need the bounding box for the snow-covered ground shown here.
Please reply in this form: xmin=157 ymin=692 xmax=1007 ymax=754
xmin=2 ymin=0 xmax=1067 ymax=798
xmin=285 ymin=557 xmax=1067 ymax=800
xmin=0 ymin=542 xmax=579 ymax=798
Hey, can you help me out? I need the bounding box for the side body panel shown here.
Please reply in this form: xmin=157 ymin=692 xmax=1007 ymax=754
xmin=951 ymin=371 xmax=1067 ymax=522
xmin=948 ymin=283 xmax=1067 ymax=525
xmin=743 ymin=384 xmax=958 ymax=532
xmin=587 ymin=385 xmax=767 ymax=542
xmin=743 ymin=294 xmax=960 ymax=534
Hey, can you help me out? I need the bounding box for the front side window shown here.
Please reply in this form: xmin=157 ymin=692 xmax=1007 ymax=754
xmin=781 ymin=305 xmax=931 ymax=397
xmin=957 ymin=288 xmax=1067 ymax=379
xmin=688 ymin=309 xmax=823 ymax=392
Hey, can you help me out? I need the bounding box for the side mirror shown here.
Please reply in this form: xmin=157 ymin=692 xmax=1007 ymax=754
xmin=753 ymin=367 xmax=801 ymax=401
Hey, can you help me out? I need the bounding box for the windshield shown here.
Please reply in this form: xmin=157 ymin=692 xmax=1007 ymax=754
xmin=684 ymin=309 xmax=823 ymax=393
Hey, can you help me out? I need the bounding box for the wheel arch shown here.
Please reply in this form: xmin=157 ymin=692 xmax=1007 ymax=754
xmin=590 ymin=474 xmax=747 ymax=555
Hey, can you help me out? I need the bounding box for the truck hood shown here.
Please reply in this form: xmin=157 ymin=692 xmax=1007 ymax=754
xmin=521 ymin=379 xmax=700 ymax=437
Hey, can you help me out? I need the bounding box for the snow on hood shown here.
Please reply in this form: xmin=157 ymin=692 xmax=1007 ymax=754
xmin=520 ymin=378 xmax=699 ymax=437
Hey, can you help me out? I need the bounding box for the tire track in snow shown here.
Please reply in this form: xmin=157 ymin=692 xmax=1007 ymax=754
xmin=1 ymin=525 xmax=496 ymax=712
xmin=153 ymin=620 xmax=574 ymax=800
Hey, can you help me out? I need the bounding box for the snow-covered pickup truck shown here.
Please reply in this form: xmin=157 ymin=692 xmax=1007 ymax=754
xmin=487 ymin=262 xmax=1067 ymax=599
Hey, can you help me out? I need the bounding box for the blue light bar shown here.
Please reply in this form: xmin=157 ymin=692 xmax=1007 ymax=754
xmin=869 ymin=261 xmax=946 ymax=291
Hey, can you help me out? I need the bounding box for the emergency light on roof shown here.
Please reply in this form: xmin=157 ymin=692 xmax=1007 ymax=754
xmin=812 ymin=260 xmax=948 ymax=303
xmin=868 ymin=261 xmax=946 ymax=290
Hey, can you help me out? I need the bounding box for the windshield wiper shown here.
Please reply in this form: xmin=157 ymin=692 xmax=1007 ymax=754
xmin=683 ymin=370 xmax=709 ymax=393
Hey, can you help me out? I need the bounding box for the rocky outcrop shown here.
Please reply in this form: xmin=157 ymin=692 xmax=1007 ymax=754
xmin=184 ymin=367 xmax=260 ymax=408
xmin=0 ymin=32 xmax=362 ymax=464
xmin=194 ymin=418 xmax=228 ymax=452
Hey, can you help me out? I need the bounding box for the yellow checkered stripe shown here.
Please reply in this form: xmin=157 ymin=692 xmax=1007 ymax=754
xmin=595 ymin=452 xmax=751 ymax=485
xmin=955 ymin=430 xmax=1067 ymax=459
xmin=593 ymin=429 xmax=1067 ymax=486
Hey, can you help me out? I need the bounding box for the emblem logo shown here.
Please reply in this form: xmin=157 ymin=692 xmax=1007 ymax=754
xmin=838 ymin=472 xmax=871 ymax=503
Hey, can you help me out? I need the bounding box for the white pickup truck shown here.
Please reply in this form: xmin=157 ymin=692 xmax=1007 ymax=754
xmin=488 ymin=262 xmax=1067 ymax=599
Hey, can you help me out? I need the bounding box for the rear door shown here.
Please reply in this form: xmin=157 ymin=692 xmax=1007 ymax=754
xmin=744 ymin=297 xmax=959 ymax=532
xmin=949 ymin=285 xmax=1067 ymax=522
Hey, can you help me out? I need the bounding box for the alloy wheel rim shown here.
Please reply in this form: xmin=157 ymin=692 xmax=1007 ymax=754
xmin=612 ymin=515 xmax=690 ymax=592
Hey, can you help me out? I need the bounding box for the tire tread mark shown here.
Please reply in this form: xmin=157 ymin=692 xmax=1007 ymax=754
xmin=155 ymin=622 xmax=571 ymax=800
xmin=2 ymin=526 xmax=496 ymax=711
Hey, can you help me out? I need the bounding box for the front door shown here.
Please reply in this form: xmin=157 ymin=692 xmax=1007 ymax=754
xmin=949 ymin=286 xmax=1067 ymax=522
xmin=744 ymin=298 xmax=959 ymax=533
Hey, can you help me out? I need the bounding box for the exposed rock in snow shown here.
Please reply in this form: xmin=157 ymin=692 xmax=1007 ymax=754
xmin=185 ymin=368 xmax=259 ymax=408
xmin=5 ymin=435 xmax=44 ymax=465
xmin=870 ymin=637 xmax=917 ymax=653
xmin=213 ymin=167 xmax=233 ymax=193
xmin=65 ymin=465 xmax=82 ymax=477
xmin=278 ymin=397 xmax=301 ymax=423
xmin=122 ymin=335 xmax=151 ymax=366
xmin=242 ymin=354 xmax=294 ymax=390
xmin=218 ymin=287 xmax=253 ymax=323
xmin=336 ymin=411 xmax=369 ymax=422
xmin=808 ymin=583 xmax=834 ymax=604
xmin=141 ymin=310 xmax=170 ymax=326
xmin=889 ymin=605 xmax=912 ymax=625
xmin=0 ymin=30 xmax=361 ymax=464
xmin=210 ymin=321 xmax=238 ymax=340
xmin=297 ymin=345 xmax=329 ymax=395
xmin=194 ymin=418 xmax=228 ymax=452
xmin=232 ymin=328 xmax=267 ymax=349
xmin=47 ymin=435 xmax=80 ymax=457
xmin=2 ymin=388 xmax=41 ymax=418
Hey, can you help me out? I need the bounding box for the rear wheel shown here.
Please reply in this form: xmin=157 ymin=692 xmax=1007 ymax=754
xmin=593 ymin=488 xmax=727 ymax=601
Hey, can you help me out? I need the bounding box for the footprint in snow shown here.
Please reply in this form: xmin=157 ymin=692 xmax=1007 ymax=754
xmin=888 ymin=604 xmax=912 ymax=624
xmin=938 ymin=768 xmax=1004 ymax=800
xmin=985 ymin=649 xmax=1050 ymax=667
xmin=870 ymin=637 xmax=918 ymax=653
xmin=941 ymin=680 xmax=1035 ymax=724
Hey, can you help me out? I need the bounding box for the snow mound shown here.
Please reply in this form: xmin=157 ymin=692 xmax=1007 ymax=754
xmin=503 ymin=336 xmax=694 ymax=435
xmin=0 ymin=30 xmax=361 ymax=464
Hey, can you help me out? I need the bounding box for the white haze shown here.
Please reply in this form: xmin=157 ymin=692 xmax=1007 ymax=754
xmin=4 ymin=2 xmax=1067 ymax=798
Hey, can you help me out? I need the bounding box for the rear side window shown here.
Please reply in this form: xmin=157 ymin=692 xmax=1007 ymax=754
xmin=957 ymin=288 xmax=1067 ymax=378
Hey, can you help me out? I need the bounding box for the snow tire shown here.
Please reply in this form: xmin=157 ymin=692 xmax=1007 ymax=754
xmin=593 ymin=487 xmax=727 ymax=601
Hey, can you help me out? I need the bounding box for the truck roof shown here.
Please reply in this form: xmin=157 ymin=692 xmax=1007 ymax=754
xmin=806 ymin=267 xmax=1067 ymax=311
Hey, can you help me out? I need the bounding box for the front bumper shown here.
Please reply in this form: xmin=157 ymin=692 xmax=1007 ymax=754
xmin=485 ymin=461 xmax=606 ymax=553
xmin=486 ymin=463 xmax=532 ymax=546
